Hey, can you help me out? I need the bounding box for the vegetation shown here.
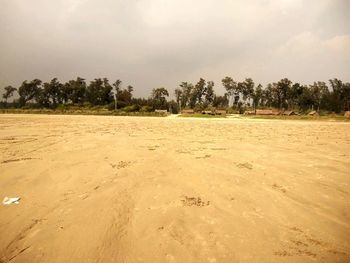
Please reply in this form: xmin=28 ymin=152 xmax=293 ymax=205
xmin=1 ymin=77 xmax=349 ymax=115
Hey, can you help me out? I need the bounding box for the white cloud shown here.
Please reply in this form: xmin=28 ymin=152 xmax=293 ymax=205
xmin=0 ymin=0 xmax=349 ymax=96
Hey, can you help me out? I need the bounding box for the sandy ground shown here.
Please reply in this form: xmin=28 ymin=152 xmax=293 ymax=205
xmin=0 ymin=114 xmax=350 ymax=263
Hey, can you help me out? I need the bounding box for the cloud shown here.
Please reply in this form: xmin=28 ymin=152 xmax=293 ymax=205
xmin=0 ymin=0 xmax=349 ymax=97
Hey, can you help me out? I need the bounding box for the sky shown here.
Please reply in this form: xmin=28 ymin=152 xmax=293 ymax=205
xmin=1 ymin=0 xmax=349 ymax=97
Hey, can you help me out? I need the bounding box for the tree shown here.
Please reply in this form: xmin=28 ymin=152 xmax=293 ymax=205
xmin=239 ymin=78 xmax=255 ymax=106
xmin=174 ymin=88 xmax=183 ymax=111
xmin=112 ymin=79 xmax=122 ymax=110
xmin=288 ymin=83 xmax=304 ymax=110
xmin=114 ymin=84 xmax=133 ymax=108
xmin=2 ymin=86 xmax=17 ymax=102
xmin=63 ymin=77 xmax=86 ymax=104
xmin=86 ymin=78 xmax=113 ymax=105
xmin=213 ymin=94 xmax=229 ymax=108
xmin=42 ymin=78 xmax=63 ymax=106
xmin=151 ymin=87 xmax=169 ymax=110
xmin=18 ymin=79 xmax=42 ymax=106
xmin=328 ymin=78 xmax=350 ymax=112
xmin=252 ymin=84 xmax=263 ymax=111
xmin=179 ymin=82 xmax=193 ymax=108
xmin=276 ymin=78 xmax=292 ymax=109
xmin=205 ymin=81 xmax=215 ymax=106
xmin=222 ymin=77 xmax=238 ymax=106
xmin=193 ymin=78 xmax=206 ymax=105
xmin=309 ymin=82 xmax=328 ymax=112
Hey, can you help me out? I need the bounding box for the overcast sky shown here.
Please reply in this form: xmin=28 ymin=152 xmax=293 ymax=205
xmin=1 ymin=0 xmax=349 ymax=97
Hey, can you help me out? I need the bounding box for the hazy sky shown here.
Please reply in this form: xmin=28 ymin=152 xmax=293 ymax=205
xmin=1 ymin=0 xmax=349 ymax=97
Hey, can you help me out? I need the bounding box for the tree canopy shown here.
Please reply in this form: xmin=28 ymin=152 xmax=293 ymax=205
xmin=1 ymin=76 xmax=349 ymax=113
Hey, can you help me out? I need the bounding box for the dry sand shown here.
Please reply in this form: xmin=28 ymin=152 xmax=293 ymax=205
xmin=0 ymin=114 xmax=349 ymax=263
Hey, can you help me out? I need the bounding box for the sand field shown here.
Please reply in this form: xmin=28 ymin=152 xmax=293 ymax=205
xmin=0 ymin=114 xmax=350 ymax=262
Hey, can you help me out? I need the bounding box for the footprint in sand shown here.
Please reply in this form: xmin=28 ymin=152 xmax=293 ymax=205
xmin=236 ymin=162 xmax=253 ymax=170
xmin=181 ymin=196 xmax=210 ymax=207
xmin=117 ymin=161 xmax=131 ymax=169
xmin=272 ymin=184 xmax=287 ymax=193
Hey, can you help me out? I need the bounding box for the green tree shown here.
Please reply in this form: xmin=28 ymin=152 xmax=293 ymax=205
xmin=63 ymin=77 xmax=86 ymax=104
xmin=2 ymin=86 xmax=17 ymax=102
xmin=309 ymin=82 xmax=328 ymax=112
xmin=86 ymin=78 xmax=113 ymax=105
xmin=42 ymin=78 xmax=63 ymax=106
xmin=18 ymin=79 xmax=42 ymax=107
xmin=179 ymin=82 xmax=193 ymax=108
xmin=276 ymin=78 xmax=292 ymax=109
xmin=222 ymin=77 xmax=238 ymax=106
xmin=252 ymin=84 xmax=263 ymax=111
xmin=151 ymin=87 xmax=169 ymax=110
xmin=174 ymin=88 xmax=183 ymax=111
xmin=193 ymin=78 xmax=206 ymax=105
xmin=205 ymin=81 xmax=215 ymax=106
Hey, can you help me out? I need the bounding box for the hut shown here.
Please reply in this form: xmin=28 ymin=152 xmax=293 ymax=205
xmin=181 ymin=109 xmax=195 ymax=114
xmin=155 ymin=109 xmax=169 ymax=116
xmin=202 ymin=110 xmax=214 ymax=115
xmin=215 ymin=110 xmax=227 ymax=115
xmin=282 ymin=110 xmax=297 ymax=116
xmin=256 ymin=109 xmax=280 ymax=115
xmin=308 ymin=111 xmax=319 ymax=116
xmin=344 ymin=111 xmax=350 ymax=118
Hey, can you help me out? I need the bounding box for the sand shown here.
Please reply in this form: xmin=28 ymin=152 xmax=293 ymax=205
xmin=0 ymin=114 xmax=349 ymax=263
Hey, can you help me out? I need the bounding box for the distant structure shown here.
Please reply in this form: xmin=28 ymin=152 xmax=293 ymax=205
xmin=155 ymin=109 xmax=169 ymax=116
xmin=255 ymin=109 xmax=280 ymax=115
xmin=282 ymin=111 xmax=298 ymax=116
xmin=181 ymin=109 xmax=195 ymax=114
xmin=308 ymin=111 xmax=319 ymax=116
xmin=215 ymin=110 xmax=227 ymax=115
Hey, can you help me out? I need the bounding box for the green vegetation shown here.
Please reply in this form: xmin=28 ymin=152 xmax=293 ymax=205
xmin=1 ymin=77 xmax=349 ymax=117
xmin=179 ymin=113 xmax=226 ymax=118
xmin=243 ymin=114 xmax=349 ymax=122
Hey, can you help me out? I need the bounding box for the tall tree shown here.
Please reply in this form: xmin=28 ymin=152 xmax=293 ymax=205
xmin=239 ymin=78 xmax=255 ymax=106
xmin=276 ymin=78 xmax=292 ymax=109
xmin=179 ymin=82 xmax=193 ymax=108
xmin=86 ymin=78 xmax=113 ymax=105
xmin=222 ymin=77 xmax=238 ymax=106
xmin=65 ymin=77 xmax=87 ymax=104
xmin=174 ymin=88 xmax=183 ymax=111
xmin=252 ymin=84 xmax=263 ymax=111
xmin=112 ymin=79 xmax=122 ymax=110
xmin=192 ymin=78 xmax=206 ymax=106
xmin=2 ymin=86 xmax=17 ymax=102
xmin=309 ymin=82 xmax=328 ymax=112
xmin=42 ymin=78 xmax=63 ymax=106
xmin=18 ymin=79 xmax=42 ymax=106
xmin=205 ymin=81 xmax=215 ymax=106
xmin=151 ymin=87 xmax=169 ymax=110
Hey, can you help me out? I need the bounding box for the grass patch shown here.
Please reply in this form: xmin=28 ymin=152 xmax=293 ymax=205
xmin=0 ymin=108 xmax=168 ymax=117
xmin=243 ymin=115 xmax=349 ymax=122
xmin=179 ymin=114 xmax=226 ymax=118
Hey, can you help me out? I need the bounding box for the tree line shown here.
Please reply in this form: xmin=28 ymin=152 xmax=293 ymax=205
xmin=1 ymin=77 xmax=350 ymax=113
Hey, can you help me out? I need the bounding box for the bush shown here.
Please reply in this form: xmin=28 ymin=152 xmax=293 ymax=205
xmin=140 ymin=105 xmax=153 ymax=112
xmin=122 ymin=105 xmax=140 ymax=112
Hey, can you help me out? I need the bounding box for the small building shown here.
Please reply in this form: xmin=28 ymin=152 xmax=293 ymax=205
xmin=344 ymin=111 xmax=350 ymax=118
xmin=181 ymin=109 xmax=195 ymax=114
xmin=282 ymin=111 xmax=297 ymax=116
xmin=256 ymin=109 xmax=280 ymax=115
xmin=244 ymin=110 xmax=255 ymax=115
xmin=202 ymin=110 xmax=214 ymax=115
xmin=308 ymin=111 xmax=319 ymax=116
xmin=155 ymin=109 xmax=168 ymax=116
xmin=215 ymin=110 xmax=227 ymax=115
